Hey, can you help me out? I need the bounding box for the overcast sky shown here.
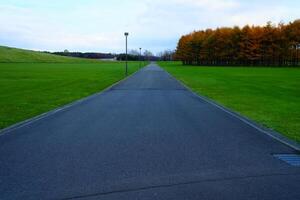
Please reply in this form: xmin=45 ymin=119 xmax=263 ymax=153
xmin=0 ymin=0 xmax=299 ymax=54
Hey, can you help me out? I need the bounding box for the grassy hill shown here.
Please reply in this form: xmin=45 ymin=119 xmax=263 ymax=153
xmin=0 ymin=46 xmax=96 ymax=63
xmin=0 ymin=46 xmax=146 ymax=130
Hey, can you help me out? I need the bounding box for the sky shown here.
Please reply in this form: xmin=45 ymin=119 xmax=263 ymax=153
xmin=0 ymin=0 xmax=299 ymax=54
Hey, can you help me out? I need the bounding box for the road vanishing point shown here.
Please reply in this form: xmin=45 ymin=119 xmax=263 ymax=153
xmin=0 ymin=63 xmax=300 ymax=199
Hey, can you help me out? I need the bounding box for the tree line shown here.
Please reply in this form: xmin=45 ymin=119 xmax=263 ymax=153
xmin=52 ymin=51 xmax=116 ymax=59
xmin=117 ymin=50 xmax=159 ymax=61
xmin=51 ymin=49 xmax=160 ymax=61
xmin=157 ymin=50 xmax=175 ymax=61
xmin=175 ymin=20 xmax=300 ymax=66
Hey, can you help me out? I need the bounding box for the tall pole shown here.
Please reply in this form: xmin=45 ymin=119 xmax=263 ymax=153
xmin=139 ymin=47 xmax=142 ymax=69
xmin=297 ymin=44 xmax=300 ymax=66
xmin=124 ymin=32 xmax=129 ymax=76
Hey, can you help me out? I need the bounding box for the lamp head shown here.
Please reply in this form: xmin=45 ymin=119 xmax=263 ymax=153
xmin=124 ymin=32 xmax=129 ymax=36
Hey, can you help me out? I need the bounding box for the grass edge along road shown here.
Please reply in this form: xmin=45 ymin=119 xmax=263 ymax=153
xmin=0 ymin=61 xmax=146 ymax=130
xmin=158 ymin=61 xmax=300 ymax=143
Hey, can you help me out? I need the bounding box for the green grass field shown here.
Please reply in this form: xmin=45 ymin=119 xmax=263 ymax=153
xmin=158 ymin=61 xmax=300 ymax=143
xmin=0 ymin=46 xmax=145 ymax=129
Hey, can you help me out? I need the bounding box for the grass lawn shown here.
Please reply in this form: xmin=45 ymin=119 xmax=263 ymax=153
xmin=0 ymin=62 xmax=144 ymax=129
xmin=158 ymin=61 xmax=300 ymax=143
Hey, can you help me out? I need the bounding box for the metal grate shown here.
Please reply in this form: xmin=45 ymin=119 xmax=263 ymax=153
xmin=273 ymin=154 xmax=300 ymax=166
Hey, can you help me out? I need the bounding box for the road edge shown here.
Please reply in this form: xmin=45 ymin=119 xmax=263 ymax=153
xmin=158 ymin=63 xmax=300 ymax=152
xmin=0 ymin=66 xmax=145 ymax=136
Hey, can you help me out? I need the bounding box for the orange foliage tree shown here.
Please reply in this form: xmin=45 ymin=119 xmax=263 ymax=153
xmin=175 ymin=20 xmax=300 ymax=66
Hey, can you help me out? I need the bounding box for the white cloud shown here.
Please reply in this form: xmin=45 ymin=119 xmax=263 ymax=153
xmin=0 ymin=0 xmax=299 ymax=53
xmin=0 ymin=4 xmax=125 ymax=52
xmin=174 ymin=0 xmax=239 ymax=10
xmin=229 ymin=7 xmax=296 ymax=26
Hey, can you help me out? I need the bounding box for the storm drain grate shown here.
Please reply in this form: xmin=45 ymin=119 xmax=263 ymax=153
xmin=273 ymin=154 xmax=300 ymax=166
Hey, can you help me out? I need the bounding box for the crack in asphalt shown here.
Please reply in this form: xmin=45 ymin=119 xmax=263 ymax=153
xmin=60 ymin=172 xmax=300 ymax=200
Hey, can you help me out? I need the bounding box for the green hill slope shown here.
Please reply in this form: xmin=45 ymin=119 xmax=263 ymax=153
xmin=0 ymin=46 xmax=96 ymax=63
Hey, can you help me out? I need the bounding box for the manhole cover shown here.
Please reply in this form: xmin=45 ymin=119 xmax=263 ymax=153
xmin=273 ymin=154 xmax=300 ymax=166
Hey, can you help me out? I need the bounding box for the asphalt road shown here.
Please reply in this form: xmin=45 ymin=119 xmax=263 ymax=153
xmin=0 ymin=63 xmax=299 ymax=200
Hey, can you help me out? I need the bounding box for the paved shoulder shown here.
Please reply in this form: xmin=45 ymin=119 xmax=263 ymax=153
xmin=0 ymin=63 xmax=299 ymax=200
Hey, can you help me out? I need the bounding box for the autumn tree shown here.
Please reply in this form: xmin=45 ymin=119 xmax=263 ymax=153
xmin=175 ymin=20 xmax=300 ymax=67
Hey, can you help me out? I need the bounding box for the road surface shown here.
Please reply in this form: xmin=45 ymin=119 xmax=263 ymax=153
xmin=0 ymin=63 xmax=299 ymax=199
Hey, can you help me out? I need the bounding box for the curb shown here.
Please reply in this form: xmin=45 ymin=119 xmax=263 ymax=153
xmin=158 ymin=64 xmax=300 ymax=152
xmin=0 ymin=65 xmax=145 ymax=136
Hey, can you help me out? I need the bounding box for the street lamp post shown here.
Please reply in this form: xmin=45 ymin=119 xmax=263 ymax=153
xmin=139 ymin=47 xmax=142 ymax=69
xmin=124 ymin=32 xmax=129 ymax=76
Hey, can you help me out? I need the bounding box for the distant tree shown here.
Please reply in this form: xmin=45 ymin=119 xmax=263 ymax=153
xmin=158 ymin=50 xmax=175 ymax=61
xmin=129 ymin=49 xmax=140 ymax=56
xmin=143 ymin=50 xmax=153 ymax=61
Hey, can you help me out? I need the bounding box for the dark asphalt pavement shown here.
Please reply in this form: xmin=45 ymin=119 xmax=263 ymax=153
xmin=0 ymin=63 xmax=299 ymax=199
